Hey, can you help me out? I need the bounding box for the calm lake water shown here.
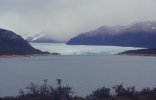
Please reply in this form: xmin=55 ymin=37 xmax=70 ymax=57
xmin=0 ymin=43 xmax=156 ymax=97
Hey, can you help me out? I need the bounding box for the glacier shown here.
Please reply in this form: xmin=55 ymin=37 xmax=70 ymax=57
xmin=31 ymin=43 xmax=142 ymax=55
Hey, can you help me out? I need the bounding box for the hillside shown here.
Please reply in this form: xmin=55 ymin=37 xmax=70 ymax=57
xmin=118 ymin=48 xmax=156 ymax=56
xmin=67 ymin=21 xmax=156 ymax=48
xmin=0 ymin=28 xmax=49 ymax=55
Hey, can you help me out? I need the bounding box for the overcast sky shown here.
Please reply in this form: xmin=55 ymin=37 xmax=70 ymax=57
xmin=0 ymin=0 xmax=156 ymax=40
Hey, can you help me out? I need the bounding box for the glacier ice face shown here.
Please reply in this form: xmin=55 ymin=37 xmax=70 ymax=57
xmin=31 ymin=43 xmax=142 ymax=55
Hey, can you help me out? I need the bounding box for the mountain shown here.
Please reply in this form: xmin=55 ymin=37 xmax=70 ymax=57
xmin=0 ymin=28 xmax=49 ymax=55
xmin=26 ymin=33 xmax=65 ymax=43
xmin=67 ymin=21 xmax=156 ymax=48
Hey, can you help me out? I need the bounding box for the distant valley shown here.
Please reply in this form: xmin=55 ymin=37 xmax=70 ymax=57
xmin=26 ymin=33 xmax=66 ymax=43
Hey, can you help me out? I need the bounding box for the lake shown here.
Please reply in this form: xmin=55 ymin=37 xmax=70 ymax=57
xmin=0 ymin=43 xmax=156 ymax=97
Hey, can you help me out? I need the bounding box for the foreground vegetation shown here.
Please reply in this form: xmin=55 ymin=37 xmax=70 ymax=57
xmin=0 ymin=79 xmax=156 ymax=100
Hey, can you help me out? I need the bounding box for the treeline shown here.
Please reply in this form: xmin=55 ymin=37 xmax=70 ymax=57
xmin=0 ymin=79 xmax=156 ymax=100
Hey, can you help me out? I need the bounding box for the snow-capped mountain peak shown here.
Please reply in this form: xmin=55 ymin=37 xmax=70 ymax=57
xmin=26 ymin=33 xmax=66 ymax=43
xmin=31 ymin=34 xmax=45 ymax=41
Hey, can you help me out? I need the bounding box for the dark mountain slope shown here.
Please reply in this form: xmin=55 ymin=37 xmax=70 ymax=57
xmin=118 ymin=48 xmax=156 ymax=56
xmin=67 ymin=21 xmax=156 ymax=48
xmin=0 ymin=28 xmax=48 ymax=55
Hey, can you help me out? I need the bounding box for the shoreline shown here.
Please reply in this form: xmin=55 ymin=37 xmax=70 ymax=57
xmin=117 ymin=48 xmax=156 ymax=57
xmin=117 ymin=53 xmax=156 ymax=57
xmin=1 ymin=54 xmax=156 ymax=59
xmin=0 ymin=53 xmax=61 ymax=58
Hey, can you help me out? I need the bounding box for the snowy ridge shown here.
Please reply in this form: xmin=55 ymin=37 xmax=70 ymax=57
xmin=26 ymin=33 xmax=65 ymax=43
xmin=31 ymin=34 xmax=45 ymax=41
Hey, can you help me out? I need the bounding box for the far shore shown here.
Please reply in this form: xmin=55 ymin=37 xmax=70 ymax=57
xmin=1 ymin=53 xmax=156 ymax=59
xmin=117 ymin=48 xmax=156 ymax=57
xmin=117 ymin=53 xmax=156 ymax=57
xmin=0 ymin=53 xmax=61 ymax=58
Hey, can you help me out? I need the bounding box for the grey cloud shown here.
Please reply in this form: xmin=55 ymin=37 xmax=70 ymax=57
xmin=0 ymin=0 xmax=156 ymax=40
